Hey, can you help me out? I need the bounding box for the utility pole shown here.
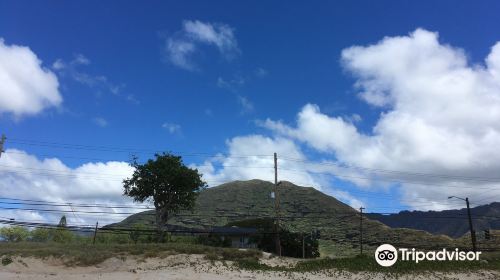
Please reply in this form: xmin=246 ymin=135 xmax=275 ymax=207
xmin=449 ymin=196 xmax=476 ymax=252
xmin=359 ymin=207 xmax=364 ymax=255
xmin=465 ymin=198 xmax=477 ymax=252
xmin=302 ymin=232 xmax=305 ymax=259
xmin=273 ymin=152 xmax=281 ymax=256
xmin=93 ymin=221 xmax=99 ymax=245
xmin=0 ymin=134 xmax=6 ymax=158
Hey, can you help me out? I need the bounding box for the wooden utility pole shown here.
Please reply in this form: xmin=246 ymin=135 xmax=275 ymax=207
xmin=273 ymin=152 xmax=281 ymax=256
xmin=0 ymin=134 xmax=6 ymax=158
xmin=359 ymin=207 xmax=364 ymax=255
xmin=93 ymin=221 xmax=99 ymax=245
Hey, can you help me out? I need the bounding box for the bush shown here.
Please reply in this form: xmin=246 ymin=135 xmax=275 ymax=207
xmin=96 ymin=232 xmax=131 ymax=244
xmin=0 ymin=226 xmax=29 ymax=242
xmin=51 ymin=228 xmax=74 ymax=243
xmin=128 ymin=224 xmax=156 ymax=244
xmin=197 ymin=234 xmax=231 ymax=247
xmin=1 ymin=256 xmax=13 ymax=266
xmin=30 ymin=228 xmax=50 ymax=242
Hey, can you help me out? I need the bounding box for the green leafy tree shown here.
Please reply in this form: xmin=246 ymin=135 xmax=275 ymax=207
xmin=0 ymin=226 xmax=29 ymax=242
xmin=123 ymin=153 xmax=206 ymax=241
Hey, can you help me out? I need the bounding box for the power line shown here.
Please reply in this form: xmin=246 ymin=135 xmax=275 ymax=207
xmin=6 ymin=138 xmax=275 ymax=158
xmin=8 ymin=137 xmax=500 ymax=184
xmin=280 ymin=156 xmax=500 ymax=184
xmin=279 ymin=167 xmax=500 ymax=191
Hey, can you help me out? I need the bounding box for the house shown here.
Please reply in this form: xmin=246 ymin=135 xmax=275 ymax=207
xmin=209 ymin=226 xmax=257 ymax=248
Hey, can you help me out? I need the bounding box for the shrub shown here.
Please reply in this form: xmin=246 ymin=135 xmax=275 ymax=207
xmin=30 ymin=228 xmax=50 ymax=242
xmin=0 ymin=226 xmax=29 ymax=242
xmin=1 ymin=256 xmax=13 ymax=266
xmin=51 ymin=228 xmax=74 ymax=243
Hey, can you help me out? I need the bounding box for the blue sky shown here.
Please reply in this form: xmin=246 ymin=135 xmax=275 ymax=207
xmin=2 ymin=1 xmax=500 ymax=224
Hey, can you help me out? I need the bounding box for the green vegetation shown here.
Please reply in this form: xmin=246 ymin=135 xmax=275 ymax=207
xmin=2 ymin=256 xmax=13 ymax=266
xmin=0 ymin=225 xmax=76 ymax=244
xmin=109 ymin=179 xmax=460 ymax=256
xmin=0 ymin=226 xmax=29 ymax=242
xmin=235 ymin=254 xmax=500 ymax=273
xmin=123 ymin=152 xmax=206 ymax=241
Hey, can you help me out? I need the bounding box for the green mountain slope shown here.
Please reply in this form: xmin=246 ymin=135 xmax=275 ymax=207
xmin=108 ymin=179 xmax=456 ymax=255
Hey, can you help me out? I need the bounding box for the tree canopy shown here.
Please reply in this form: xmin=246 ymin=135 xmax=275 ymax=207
xmin=123 ymin=153 xmax=206 ymax=239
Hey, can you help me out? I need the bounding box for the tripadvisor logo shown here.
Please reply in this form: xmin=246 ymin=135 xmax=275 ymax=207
xmin=374 ymin=244 xmax=482 ymax=267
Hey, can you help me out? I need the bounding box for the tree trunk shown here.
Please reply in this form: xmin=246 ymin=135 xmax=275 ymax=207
xmin=155 ymin=207 xmax=168 ymax=243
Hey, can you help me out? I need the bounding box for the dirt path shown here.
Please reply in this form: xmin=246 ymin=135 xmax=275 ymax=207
xmin=0 ymin=255 xmax=498 ymax=280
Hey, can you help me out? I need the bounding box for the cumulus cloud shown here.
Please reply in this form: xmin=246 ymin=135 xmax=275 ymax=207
xmin=0 ymin=38 xmax=61 ymax=117
xmin=165 ymin=20 xmax=239 ymax=70
xmin=193 ymin=135 xmax=322 ymax=188
xmin=0 ymin=149 xmax=140 ymax=225
xmin=261 ymin=29 xmax=500 ymax=210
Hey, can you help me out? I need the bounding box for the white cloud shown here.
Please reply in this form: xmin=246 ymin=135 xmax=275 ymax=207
xmin=73 ymin=53 xmax=90 ymax=65
xmin=166 ymin=39 xmax=197 ymax=70
xmin=183 ymin=20 xmax=239 ymax=57
xmin=0 ymin=149 xmax=140 ymax=225
xmin=162 ymin=122 xmax=181 ymax=134
xmin=237 ymin=95 xmax=254 ymax=114
xmin=193 ymin=135 xmax=322 ymax=188
xmin=261 ymin=29 xmax=500 ymax=210
xmin=52 ymin=54 xmax=128 ymax=100
xmin=52 ymin=59 xmax=66 ymax=70
xmin=93 ymin=117 xmax=108 ymax=127
xmin=0 ymin=38 xmax=61 ymax=117
xmin=165 ymin=20 xmax=239 ymax=70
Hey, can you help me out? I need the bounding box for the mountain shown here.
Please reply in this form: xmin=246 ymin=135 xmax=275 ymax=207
xmin=367 ymin=202 xmax=500 ymax=238
xmin=108 ymin=180 xmax=456 ymax=255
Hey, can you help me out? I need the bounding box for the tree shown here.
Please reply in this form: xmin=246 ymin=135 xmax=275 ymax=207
xmin=123 ymin=153 xmax=206 ymax=241
xmin=58 ymin=215 xmax=67 ymax=227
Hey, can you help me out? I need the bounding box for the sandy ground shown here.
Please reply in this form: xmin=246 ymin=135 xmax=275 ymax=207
xmin=0 ymin=255 xmax=499 ymax=280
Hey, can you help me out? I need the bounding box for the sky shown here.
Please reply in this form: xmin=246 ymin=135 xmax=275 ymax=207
xmin=2 ymin=0 xmax=500 ymax=226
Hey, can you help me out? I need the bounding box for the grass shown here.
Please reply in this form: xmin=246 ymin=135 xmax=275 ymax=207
xmin=235 ymin=254 xmax=500 ymax=273
xmin=0 ymin=242 xmax=261 ymax=266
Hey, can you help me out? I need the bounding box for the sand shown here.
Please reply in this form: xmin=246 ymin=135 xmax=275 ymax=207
xmin=0 ymin=254 xmax=498 ymax=280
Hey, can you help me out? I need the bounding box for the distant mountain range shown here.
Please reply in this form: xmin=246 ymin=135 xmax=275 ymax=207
xmin=108 ymin=180 xmax=458 ymax=255
xmin=367 ymin=202 xmax=500 ymax=238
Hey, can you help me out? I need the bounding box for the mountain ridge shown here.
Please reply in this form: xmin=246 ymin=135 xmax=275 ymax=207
xmin=367 ymin=202 xmax=500 ymax=238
